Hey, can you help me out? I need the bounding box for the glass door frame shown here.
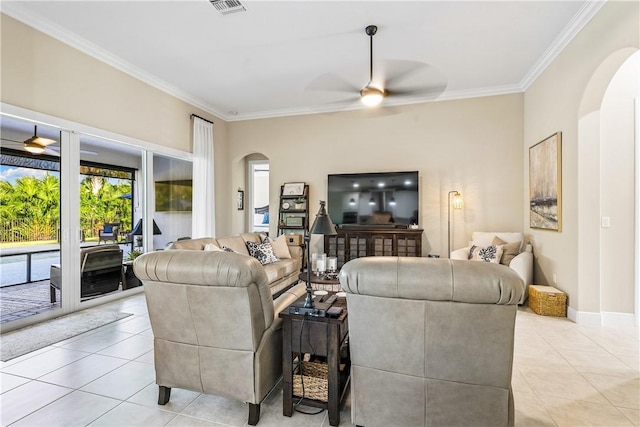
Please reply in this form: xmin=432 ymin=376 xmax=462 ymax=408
xmin=1 ymin=103 xmax=193 ymax=329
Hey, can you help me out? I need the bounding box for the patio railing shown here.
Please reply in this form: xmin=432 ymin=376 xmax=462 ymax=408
xmin=0 ymin=219 xmax=60 ymax=243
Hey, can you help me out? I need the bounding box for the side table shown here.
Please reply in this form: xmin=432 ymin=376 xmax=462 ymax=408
xmin=122 ymin=261 xmax=142 ymax=289
xmin=280 ymin=295 xmax=350 ymax=426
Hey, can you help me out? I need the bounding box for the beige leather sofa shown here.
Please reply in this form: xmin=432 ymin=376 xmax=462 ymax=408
xmin=168 ymin=233 xmax=302 ymax=296
xmin=134 ymin=250 xmax=307 ymax=426
xmin=340 ymin=257 xmax=523 ymax=427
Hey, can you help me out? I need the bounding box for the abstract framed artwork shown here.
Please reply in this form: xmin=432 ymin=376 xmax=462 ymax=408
xmin=529 ymin=132 xmax=562 ymax=231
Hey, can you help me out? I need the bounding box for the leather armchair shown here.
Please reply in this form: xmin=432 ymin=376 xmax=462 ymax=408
xmin=50 ymin=244 xmax=123 ymax=302
xmin=340 ymin=257 xmax=523 ymax=427
xmin=450 ymin=231 xmax=532 ymax=303
xmin=134 ymin=250 xmax=307 ymax=426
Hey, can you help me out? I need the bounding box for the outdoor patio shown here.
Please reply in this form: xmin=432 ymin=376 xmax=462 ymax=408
xmin=0 ymin=242 xmax=135 ymax=325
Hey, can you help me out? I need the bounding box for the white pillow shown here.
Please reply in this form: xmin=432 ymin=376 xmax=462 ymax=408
xmin=469 ymin=245 xmax=503 ymax=264
xmin=204 ymin=243 xmax=223 ymax=251
xmin=265 ymin=235 xmax=292 ymax=259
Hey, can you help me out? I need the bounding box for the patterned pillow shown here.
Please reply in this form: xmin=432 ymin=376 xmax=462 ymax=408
xmin=469 ymin=245 xmax=503 ymax=263
xmin=246 ymin=240 xmax=279 ymax=265
xmin=221 ymin=246 xmax=236 ymax=253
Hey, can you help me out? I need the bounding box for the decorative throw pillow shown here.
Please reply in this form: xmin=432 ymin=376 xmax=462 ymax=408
xmin=204 ymin=243 xmax=223 ymax=252
xmin=263 ymin=235 xmax=291 ymax=259
xmin=491 ymin=236 xmax=521 ymax=266
xmin=246 ymin=240 xmax=279 ymax=265
xmin=221 ymin=246 xmax=236 ymax=253
xmin=469 ymin=245 xmax=503 ymax=263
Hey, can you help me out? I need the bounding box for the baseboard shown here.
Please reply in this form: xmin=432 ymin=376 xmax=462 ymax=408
xmin=601 ymin=311 xmax=636 ymax=328
xmin=567 ymin=307 xmax=637 ymax=327
xmin=567 ymin=307 xmax=601 ymax=326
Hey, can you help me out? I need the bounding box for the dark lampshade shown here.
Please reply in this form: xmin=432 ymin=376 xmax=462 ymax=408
xmin=309 ymin=201 xmax=336 ymax=235
xmin=131 ymin=218 xmax=162 ymax=236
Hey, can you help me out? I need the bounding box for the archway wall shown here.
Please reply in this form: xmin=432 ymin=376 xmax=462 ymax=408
xmin=523 ymin=0 xmax=639 ymax=319
xmin=599 ymin=52 xmax=639 ymax=315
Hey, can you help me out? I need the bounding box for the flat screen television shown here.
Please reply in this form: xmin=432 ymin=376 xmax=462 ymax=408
xmin=327 ymin=171 xmax=419 ymax=228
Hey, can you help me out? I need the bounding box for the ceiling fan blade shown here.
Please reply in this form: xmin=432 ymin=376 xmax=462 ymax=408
xmin=382 ymin=60 xmax=431 ymax=88
xmin=387 ymin=82 xmax=447 ymax=98
xmin=307 ymin=72 xmax=360 ymax=94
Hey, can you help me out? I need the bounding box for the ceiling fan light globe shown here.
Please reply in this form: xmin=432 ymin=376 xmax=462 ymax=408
xmin=360 ymin=86 xmax=384 ymax=107
xmin=24 ymin=141 xmax=45 ymax=154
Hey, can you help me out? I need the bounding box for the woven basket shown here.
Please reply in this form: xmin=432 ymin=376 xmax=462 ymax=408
xmin=528 ymin=285 xmax=566 ymax=317
xmin=293 ymin=361 xmax=328 ymax=402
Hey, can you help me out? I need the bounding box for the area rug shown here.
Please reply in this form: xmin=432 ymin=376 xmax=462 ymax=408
xmin=0 ymin=309 xmax=133 ymax=361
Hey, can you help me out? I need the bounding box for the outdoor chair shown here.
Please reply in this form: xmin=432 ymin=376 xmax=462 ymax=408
xmin=50 ymin=244 xmax=124 ymax=302
xmin=99 ymin=223 xmax=120 ymax=243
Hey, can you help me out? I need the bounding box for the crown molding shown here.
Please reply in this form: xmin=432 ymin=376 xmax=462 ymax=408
xmin=1 ymin=3 xmax=229 ymax=121
xmin=2 ymin=1 xmax=606 ymax=122
xmin=520 ymin=0 xmax=606 ymax=90
xmin=225 ymin=84 xmax=524 ymax=122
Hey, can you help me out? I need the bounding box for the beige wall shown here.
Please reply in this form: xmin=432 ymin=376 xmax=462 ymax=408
xmin=1 ymin=13 xmax=231 ymax=234
xmin=524 ymin=0 xmax=639 ymax=317
xmin=229 ymin=94 xmax=524 ymax=256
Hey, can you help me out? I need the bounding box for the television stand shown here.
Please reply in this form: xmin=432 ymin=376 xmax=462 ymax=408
xmin=325 ymin=227 xmax=423 ymax=268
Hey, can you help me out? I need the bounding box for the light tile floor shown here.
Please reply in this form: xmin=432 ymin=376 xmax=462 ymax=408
xmin=1 ymin=294 xmax=638 ymax=426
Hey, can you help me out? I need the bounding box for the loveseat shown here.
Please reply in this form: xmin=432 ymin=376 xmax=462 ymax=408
xmin=340 ymin=257 xmax=523 ymax=427
xmin=168 ymin=232 xmax=302 ymax=296
xmin=133 ymin=249 xmax=307 ymax=425
xmin=450 ymin=231 xmax=532 ymax=304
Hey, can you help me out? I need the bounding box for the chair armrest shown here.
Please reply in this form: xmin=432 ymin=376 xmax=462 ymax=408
xmin=50 ymin=264 xmax=62 ymax=289
xmin=450 ymin=247 xmax=470 ymax=260
xmin=509 ymin=251 xmax=533 ymax=304
xmin=509 ymin=251 xmax=533 ymax=286
xmin=271 ymin=283 xmax=307 ymax=329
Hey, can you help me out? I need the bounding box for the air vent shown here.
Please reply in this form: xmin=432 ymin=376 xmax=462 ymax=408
xmin=210 ymin=0 xmax=246 ymax=15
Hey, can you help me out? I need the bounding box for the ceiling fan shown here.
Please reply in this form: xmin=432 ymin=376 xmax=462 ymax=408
xmin=22 ymin=125 xmax=56 ymax=154
xmin=308 ymin=25 xmax=446 ymax=110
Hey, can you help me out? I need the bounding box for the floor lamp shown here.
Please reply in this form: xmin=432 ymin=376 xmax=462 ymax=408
xmin=447 ymin=191 xmax=463 ymax=257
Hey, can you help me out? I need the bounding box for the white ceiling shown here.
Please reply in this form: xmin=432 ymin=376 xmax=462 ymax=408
xmin=2 ymin=1 xmax=603 ymax=121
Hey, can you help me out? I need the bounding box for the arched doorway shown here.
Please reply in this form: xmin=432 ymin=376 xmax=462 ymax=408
xmin=578 ymin=49 xmax=640 ymax=327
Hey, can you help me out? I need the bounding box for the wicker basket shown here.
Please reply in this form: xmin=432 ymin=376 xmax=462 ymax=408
xmin=293 ymin=361 xmax=328 ymax=402
xmin=528 ymin=285 xmax=567 ymax=317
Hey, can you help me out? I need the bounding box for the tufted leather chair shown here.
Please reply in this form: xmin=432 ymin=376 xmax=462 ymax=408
xmin=134 ymin=250 xmax=306 ymax=425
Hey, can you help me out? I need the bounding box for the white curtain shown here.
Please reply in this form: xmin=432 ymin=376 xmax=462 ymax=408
xmin=191 ymin=117 xmax=215 ymax=237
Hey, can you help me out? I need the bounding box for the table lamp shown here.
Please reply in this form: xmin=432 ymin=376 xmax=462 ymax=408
xmin=300 ymin=200 xmax=337 ymax=314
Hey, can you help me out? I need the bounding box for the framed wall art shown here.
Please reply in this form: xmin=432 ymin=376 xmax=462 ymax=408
xmin=282 ymin=182 xmax=305 ymax=196
xmin=237 ymin=189 xmax=244 ymax=210
xmin=529 ymin=132 xmax=562 ymax=231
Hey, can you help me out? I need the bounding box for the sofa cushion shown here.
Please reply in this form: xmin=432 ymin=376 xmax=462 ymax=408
xmin=262 ymin=263 xmax=285 ymax=283
xmin=491 ymin=237 xmax=521 ymax=266
xmin=274 ymin=259 xmax=299 ymax=276
xmin=216 ymin=236 xmax=251 ymax=255
xmin=171 ymin=237 xmax=219 ymax=250
xmin=469 ymin=245 xmax=503 ymax=264
xmin=246 ymin=240 xmax=279 ymax=265
xmin=264 ymin=235 xmax=291 ymax=259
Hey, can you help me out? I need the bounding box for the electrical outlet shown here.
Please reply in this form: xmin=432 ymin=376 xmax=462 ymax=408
xmin=601 ymin=216 xmax=611 ymax=228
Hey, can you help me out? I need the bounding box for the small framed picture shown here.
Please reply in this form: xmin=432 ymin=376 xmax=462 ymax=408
xmin=282 ymin=182 xmax=305 ymax=196
xmin=237 ymin=190 xmax=244 ymax=210
xmin=285 ymin=216 xmax=304 ymax=227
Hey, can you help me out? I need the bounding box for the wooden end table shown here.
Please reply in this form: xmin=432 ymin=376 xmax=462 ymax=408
xmin=298 ymin=271 xmax=341 ymax=292
xmin=280 ymin=294 xmax=350 ymax=426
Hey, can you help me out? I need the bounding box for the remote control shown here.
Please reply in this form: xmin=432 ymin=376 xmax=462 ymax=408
xmin=325 ymin=294 xmax=337 ymax=306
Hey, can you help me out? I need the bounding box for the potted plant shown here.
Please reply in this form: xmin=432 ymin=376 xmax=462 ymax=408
xmin=126 ymin=249 xmax=144 ymax=262
xmin=293 ymin=198 xmax=306 ymax=210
